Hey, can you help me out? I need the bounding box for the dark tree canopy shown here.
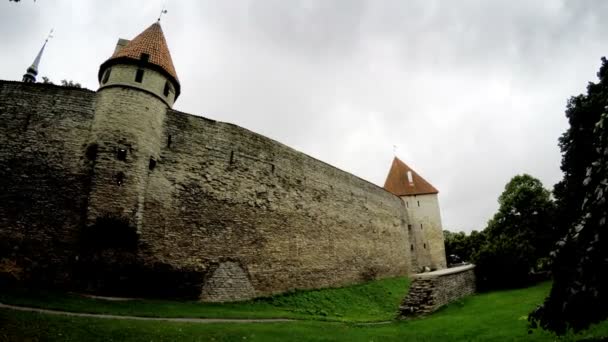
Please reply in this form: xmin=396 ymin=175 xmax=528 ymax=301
xmin=443 ymin=230 xmax=486 ymax=265
xmin=530 ymin=58 xmax=608 ymax=334
xmin=473 ymin=174 xmax=556 ymax=291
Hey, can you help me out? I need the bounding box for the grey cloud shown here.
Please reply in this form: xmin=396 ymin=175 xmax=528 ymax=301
xmin=2 ymin=0 xmax=608 ymax=232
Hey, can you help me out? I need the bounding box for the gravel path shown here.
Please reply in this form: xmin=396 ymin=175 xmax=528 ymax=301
xmin=0 ymin=302 xmax=294 ymax=324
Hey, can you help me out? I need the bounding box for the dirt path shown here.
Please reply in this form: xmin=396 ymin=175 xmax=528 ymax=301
xmin=0 ymin=302 xmax=294 ymax=324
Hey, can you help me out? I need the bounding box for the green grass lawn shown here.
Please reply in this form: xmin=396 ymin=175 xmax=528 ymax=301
xmin=0 ymin=276 xmax=410 ymax=322
xmin=1 ymin=280 xmax=608 ymax=341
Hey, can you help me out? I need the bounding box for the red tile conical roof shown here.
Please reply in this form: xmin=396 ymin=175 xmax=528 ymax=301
xmin=99 ymin=22 xmax=180 ymax=98
xmin=383 ymin=157 xmax=439 ymax=196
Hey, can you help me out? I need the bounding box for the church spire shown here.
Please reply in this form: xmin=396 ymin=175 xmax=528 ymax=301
xmin=22 ymin=29 xmax=53 ymax=83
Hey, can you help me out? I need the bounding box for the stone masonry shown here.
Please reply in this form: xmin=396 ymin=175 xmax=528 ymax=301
xmin=399 ymin=265 xmax=476 ymax=317
xmin=0 ymin=21 xmax=447 ymax=301
xmin=0 ymin=80 xmax=413 ymax=300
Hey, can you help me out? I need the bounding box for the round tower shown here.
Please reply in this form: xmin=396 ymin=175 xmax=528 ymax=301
xmin=86 ymin=22 xmax=179 ymax=236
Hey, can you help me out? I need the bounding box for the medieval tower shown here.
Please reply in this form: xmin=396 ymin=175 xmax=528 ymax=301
xmin=0 ymin=21 xmax=447 ymax=301
xmin=87 ymin=22 xmax=180 ymax=233
xmin=384 ymin=157 xmax=447 ymax=271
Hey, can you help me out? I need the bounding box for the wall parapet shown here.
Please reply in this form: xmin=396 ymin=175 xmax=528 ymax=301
xmin=399 ymin=264 xmax=476 ymax=317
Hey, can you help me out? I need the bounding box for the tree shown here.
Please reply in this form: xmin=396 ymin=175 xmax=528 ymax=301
xmin=60 ymin=79 xmax=81 ymax=88
xmin=529 ymin=58 xmax=608 ymax=334
xmin=473 ymin=174 xmax=556 ymax=291
xmin=443 ymin=229 xmax=486 ymax=265
xmin=552 ymin=57 xmax=608 ymax=243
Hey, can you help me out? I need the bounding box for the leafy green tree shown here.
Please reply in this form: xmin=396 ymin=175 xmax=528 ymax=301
xmin=530 ymin=58 xmax=608 ymax=334
xmin=443 ymin=230 xmax=486 ymax=264
xmin=473 ymin=174 xmax=556 ymax=291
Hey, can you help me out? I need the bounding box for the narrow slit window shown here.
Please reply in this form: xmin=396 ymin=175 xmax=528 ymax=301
xmin=407 ymin=224 xmax=412 ymax=231
xmin=163 ymin=81 xmax=170 ymax=97
xmin=102 ymin=68 xmax=111 ymax=84
xmin=423 ymin=243 xmax=426 ymax=249
xmin=167 ymin=134 xmax=172 ymax=148
xmin=149 ymin=157 xmax=157 ymax=171
xmin=420 ymin=223 xmax=423 ymax=230
xmin=417 ymin=200 xmax=420 ymax=207
xmin=411 ymin=244 xmax=414 ymax=251
xmin=135 ymin=69 xmax=144 ymax=83
xmin=115 ymin=172 xmax=125 ymax=186
xmin=117 ymin=149 xmax=127 ymax=161
xmin=406 ymin=201 xmax=409 ymax=208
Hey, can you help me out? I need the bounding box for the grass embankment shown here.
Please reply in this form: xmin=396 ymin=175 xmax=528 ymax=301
xmin=0 ymin=276 xmax=410 ymax=322
xmin=2 ymin=280 xmax=608 ymax=341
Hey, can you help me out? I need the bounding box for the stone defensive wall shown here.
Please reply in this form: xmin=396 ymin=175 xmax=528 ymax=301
xmin=0 ymin=81 xmax=412 ymax=301
xmin=142 ymin=109 xmax=411 ymax=301
xmin=399 ymin=264 xmax=476 ymax=317
xmin=0 ymin=81 xmax=96 ymax=286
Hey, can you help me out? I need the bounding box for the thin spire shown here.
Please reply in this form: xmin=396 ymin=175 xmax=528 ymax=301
xmin=157 ymin=3 xmax=167 ymax=22
xmin=22 ymin=29 xmax=53 ymax=83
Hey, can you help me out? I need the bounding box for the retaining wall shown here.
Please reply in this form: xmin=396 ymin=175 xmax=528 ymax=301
xmin=399 ymin=264 xmax=476 ymax=317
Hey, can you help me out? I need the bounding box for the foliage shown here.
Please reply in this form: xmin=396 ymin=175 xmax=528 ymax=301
xmin=530 ymin=58 xmax=608 ymax=334
xmin=60 ymin=79 xmax=81 ymax=88
xmin=38 ymin=77 xmax=81 ymax=88
xmin=473 ymin=174 xmax=556 ymax=291
xmin=553 ymin=57 xmax=608 ymax=240
xmin=443 ymin=230 xmax=486 ymax=264
xmin=4 ymin=282 xmax=608 ymax=341
xmin=0 ymin=277 xmax=409 ymax=323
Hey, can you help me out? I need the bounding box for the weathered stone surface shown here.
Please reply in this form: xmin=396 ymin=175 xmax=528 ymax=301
xmin=0 ymin=81 xmax=428 ymax=301
xmin=200 ymin=261 xmax=255 ymax=302
xmin=399 ymin=265 xmax=476 ymax=317
xmin=0 ymin=81 xmax=95 ymax=286
xmin=402 ymin=193 xmax=447 ymax=272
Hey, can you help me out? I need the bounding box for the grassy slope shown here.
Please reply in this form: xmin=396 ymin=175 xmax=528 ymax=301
xmin=0 ymin=277 xmax=410 ymax=322
xmin=2 ymin=281 xmax=608 ymax=341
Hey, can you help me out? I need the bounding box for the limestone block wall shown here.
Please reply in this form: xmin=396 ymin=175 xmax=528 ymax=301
xmin=140 ymin=110 xmax=412 ymax=300
xmin=0 ymin=81 xmax=95 ymax=284
xmin=87 ymin=86 xmax=167 ymax=231
xmin=399 ymin=264 xmax=476 ymax=317
xmin=0 ymin=80 xmax=413 ymax=300
xmin=402 ymin=193 xmax=446 ymax=271
xmin=99 ymin=64 xmax=176 ymax=107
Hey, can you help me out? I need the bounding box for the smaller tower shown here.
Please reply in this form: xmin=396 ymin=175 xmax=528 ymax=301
xmin=87 ymin=21 xmax=180 ymax=234
xmin=22 ymin=30 xmax=53 ymax=83
xmin=384 ymin=157 xmax=447 ymax=272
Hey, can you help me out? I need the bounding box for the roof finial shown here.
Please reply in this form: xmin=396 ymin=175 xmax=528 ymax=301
xmin=393 ymin=144 xmax=398 ymax=156
xmin=157 ymin=3 xmax=168 ymax=22
xmin=22 ymin=29 xmax=53 ymax=83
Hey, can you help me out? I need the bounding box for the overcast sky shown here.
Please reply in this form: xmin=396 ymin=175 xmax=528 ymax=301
xmin=2 ymin=0 xmax=607 ymax=233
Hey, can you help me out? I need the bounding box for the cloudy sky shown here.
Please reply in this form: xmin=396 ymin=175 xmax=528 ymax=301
xmin=2 ymin=0 xmax=607 ymax=232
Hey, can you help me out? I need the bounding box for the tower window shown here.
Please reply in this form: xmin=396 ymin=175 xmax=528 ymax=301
xmin=140 ymin=53 xmax=150 ymax=63
xmin=411 ymin=244 xmax=414 ymax=251
xmin=102 ymin=68 xmax=111 ymax=84
xmin=423 ymin=243 xmax=426 ymax=249
xmin=420 ymin=223 xmax=423 ymax=230
xmin=163 ymin=81 xmax=170 ymax=97
xmin=115 ymin=172 xmax=125 ymax=186
xmin=407 ymin=224 xmax=412 ymax=231
xmin=407 ymin=171 xmax=414 ymax=184
xmin=417 ymin=200 xmax=420 ymax=207
xmin=135 ymin=69 xmax=144 ymax=83
xmin=149 ymin=157 xmax=157 ymax=171
xmin=117 ymin=149 xmax=127 ymax=161
xmin=406 ymin=201 xmax=409 ymax=208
